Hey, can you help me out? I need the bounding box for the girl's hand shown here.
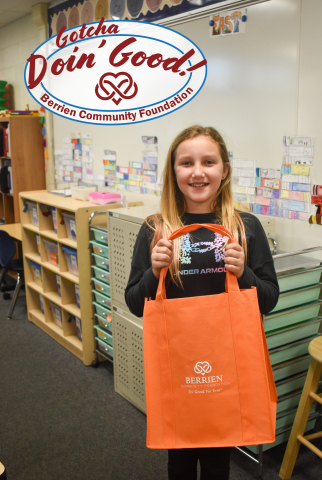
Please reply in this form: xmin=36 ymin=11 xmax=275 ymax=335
xmin=151 ymin=239 xmax=173 ymax=279
xmin=224 ymin=243 xmax=245 ymax=279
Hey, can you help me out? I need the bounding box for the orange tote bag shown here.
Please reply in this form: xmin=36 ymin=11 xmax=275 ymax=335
xmin=143 ymin=223 xmax=277 ymax=449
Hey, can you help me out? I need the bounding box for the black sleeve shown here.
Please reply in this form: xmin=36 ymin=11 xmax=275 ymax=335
xmin=124 ymin=222 xmax=159 ymax=318
xmin=237 ymin=214 xmax=279 ymax=315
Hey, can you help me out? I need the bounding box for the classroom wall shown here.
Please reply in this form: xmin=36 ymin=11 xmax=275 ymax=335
xmin=0 ymin=14 xmax=40 ymax=110
xmin=1 ymin=0 xmax=322 ymax=256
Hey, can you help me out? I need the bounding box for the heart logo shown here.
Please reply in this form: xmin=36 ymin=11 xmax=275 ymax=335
xmin=194 ymin=361 xmax=212 ymax=375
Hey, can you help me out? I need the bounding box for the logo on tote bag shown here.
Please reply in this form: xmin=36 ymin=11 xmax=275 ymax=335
xmin=25 ymin=19 xmax=207 ymax=125
xmin=194 ymin=361 xmax=212 ymax=375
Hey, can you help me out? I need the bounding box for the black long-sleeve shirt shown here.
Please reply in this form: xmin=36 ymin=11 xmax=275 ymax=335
xmin=125 ymin=212 xmax=279 ymax=318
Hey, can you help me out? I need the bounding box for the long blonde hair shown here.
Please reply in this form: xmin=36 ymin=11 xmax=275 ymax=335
xmin=145 ymin=125 xmax=247 ymax=287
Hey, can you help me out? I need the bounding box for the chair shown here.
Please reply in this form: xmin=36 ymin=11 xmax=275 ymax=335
xmin=0 ymin=230 xmax=24 ymax=319
xmin=279 ymin=336 xmax=322 ymax=479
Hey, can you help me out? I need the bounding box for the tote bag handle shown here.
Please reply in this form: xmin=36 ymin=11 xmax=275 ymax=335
xmin=156 ymin=223 xmax=240 ymax=301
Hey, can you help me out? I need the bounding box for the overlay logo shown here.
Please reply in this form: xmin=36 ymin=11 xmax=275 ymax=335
xmin=194 ymin=362 xmax=212 ymax=376
xmin=25 ymin=19 xmax=207 ymax=125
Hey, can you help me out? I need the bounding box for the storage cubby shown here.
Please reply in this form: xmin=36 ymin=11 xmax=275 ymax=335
xmin=61 ymin=277 xmax=78 ymax=309
xmin=25 ymin=258 xmax=43 ymax=289
xmin=43 ymin=267 xmax=61 ymax=302
xmin=22 ymin=228 xmax=40 ymax=256
xmin=38 ymin=204 xmax=56 ymax=234
xmin=27 ymin=285 xmax=43 ymax=313
xmin=63 ymin=310 xmax=78 ymax=338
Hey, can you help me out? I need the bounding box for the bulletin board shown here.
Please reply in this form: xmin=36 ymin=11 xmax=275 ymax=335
xmin=48 ymin=0 xmax=268 ymax=36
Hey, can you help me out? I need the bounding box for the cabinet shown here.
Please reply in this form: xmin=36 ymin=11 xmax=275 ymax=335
xmin=0 ymin=117 xmax=46 ymax=223
xmin=19 ymin=190 xmax=120 ymax=366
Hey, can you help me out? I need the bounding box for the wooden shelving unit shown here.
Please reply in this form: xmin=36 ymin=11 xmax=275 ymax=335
xmin=19 ymin=190 xmax=120 ymax=366
xmin=0 ymin=117 xmax=46 ymax=223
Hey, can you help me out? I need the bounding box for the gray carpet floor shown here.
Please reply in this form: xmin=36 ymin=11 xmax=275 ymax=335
xmin=0 ymin=292 xmax=322 ymax=480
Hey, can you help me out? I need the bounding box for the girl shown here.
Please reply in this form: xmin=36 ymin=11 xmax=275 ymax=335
xmin=125 ymin=126 xmax=279 ymax=480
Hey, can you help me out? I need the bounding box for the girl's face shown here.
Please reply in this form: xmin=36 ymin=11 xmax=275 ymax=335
xmin=173 ymin=135 xmax=229 ymax=213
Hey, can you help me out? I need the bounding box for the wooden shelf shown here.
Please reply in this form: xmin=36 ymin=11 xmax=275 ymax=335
xmin=25 ymin=252 xmax=42 ymax=264
xmin=20 ymin=191 xmax=117 ymax=365
xmin=44 ymin=291 xmax=61 ymax=306
xmin=60 ymin=271 xmax=79 ymax=284
xmin=27 ymin=281 xmax=43 ymax=294
xmin=29 ymin=309 xmax=83 ymax=361
xmin=42 ymin=261 xmax=60 ymax=274
xmin=23 ymin=223 xmax=39 ymax=233
xmin=63 ymin=303 xmax=81 ymax=317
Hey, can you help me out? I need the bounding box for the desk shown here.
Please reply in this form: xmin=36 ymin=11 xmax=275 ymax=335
xmin=0 ymin=223 xmax=22 ymax=242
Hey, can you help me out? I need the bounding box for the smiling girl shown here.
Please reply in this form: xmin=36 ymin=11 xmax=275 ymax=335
xmin=125 ymin=125 xmax=279 ymax=480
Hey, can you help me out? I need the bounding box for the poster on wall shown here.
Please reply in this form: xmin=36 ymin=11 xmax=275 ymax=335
xmin=210 ymin=9 xmax=246 ymax=37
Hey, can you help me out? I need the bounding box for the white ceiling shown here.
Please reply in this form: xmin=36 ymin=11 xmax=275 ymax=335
xmin=0 ymin=0 xmax=54 ymax=28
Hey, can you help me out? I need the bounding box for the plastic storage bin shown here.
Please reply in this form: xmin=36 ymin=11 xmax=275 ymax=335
xmin=93 ymin=302 xmax=112 ymax=321
xmin=28 ymin=259 xmax=42 ymax=287
xmin=94 ymin=325 xmax=113 ymax=346
xmin=36 ymin=233 xmax=40 ymax=255
xmin=43 ymin=239 xmax=59 ymax=267
xmin=91 ymin=228 xmax=108 ymax=245
xmin=49 ymin=301 xmax=62 ymax=328
xmin=92 ymin=265 xmax=110 ymax=284
xmin=95 ymin=313 xmax=112 ymax=334
xmin=92 ymin=278 xmax=110 ymax=296
xmin=75 ymin=316 xmax=82 ymax=341
xmin=39 ymin=294 xmax=45 ymax=314
xmin=92 ymin=290 xmax=111 ymax=308
xmin=52 ymin=207 xmax=57 ymax=233
xmin=62 ymin=212 xmax=77 ymax=241
xmin=92 ymin=253 xmax=109 ymax=271
xmin=90 ymin=241 xmax=108 ymax=257
xmin=96 ymin=337 xmax=113 ymax=357
xmin=75 ymin=283 xmax=80 ymax=308
xmin=55 ymin=274 xmax=61 ymax=297
xmin=26 ymin=201 xmax=38 ymax=227
xmin=62 ymin=246 xmax=78 ymax=276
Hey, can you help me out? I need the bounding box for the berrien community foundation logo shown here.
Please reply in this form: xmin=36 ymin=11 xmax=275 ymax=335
xmin=25 ymin=19 xmax=207 ymax=125
xmin=194 ymin=362 xmax=212 ymax=375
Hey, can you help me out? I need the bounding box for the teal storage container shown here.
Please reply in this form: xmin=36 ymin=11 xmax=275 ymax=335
xmin=269 ymin=335 xmax=319 ymax=366
xmin=272 ymin=355 xmax=311 ymax=382
xmin=92 ymin=265 xmax=110 ymax=284
xmin=275 ymin=372 xmax=307 ymax=398
xmin=93 ymin=302 xmax=112 ymax=321
xmin=90 ymin=241 xmax=109 ymax=258
xmin=270 ymin=284 xmax=322 ymax=313
xmin=94 ymin=325 xmax=113 ymax=346
xmin=92 ymin=253 xmax=109 ymax=271
xmin=276 ymin=405 xmax=316 ymax=430
xmin=92 ymin=290 xmax=111 ymax=308
xmin=96 ymin=337 xmax=113 ymax=357
xmin=264 ymin=301 xmax=322 ymax=332
xmin=277 ymin=390 xmax=302 ymax=414
xmin=278 ymin=267 xmax=322 ymax=293
xmin=95 ymin=313 xmax=113 ymax=334
xmin=266 ymin=317 xmax=322 ymax=350
xmin=91 ymin=227 xmax=108 ymax=245
xmin=92 ymin=277 xmax=110 ymax=296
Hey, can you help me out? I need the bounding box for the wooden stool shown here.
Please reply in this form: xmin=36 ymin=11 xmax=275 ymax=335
xmin=279 ymin=336 xmax=322 ymax=479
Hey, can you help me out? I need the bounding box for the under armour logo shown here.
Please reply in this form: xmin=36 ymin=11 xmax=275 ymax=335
xmin=95 ymin=72 xmax=138 ymax=105
xmin=194 ymin=362 xmax=212 ymax=376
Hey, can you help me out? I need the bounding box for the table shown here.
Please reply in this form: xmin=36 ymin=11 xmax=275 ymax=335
xmin=0 ymin=223 xmax=22 ymax=241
